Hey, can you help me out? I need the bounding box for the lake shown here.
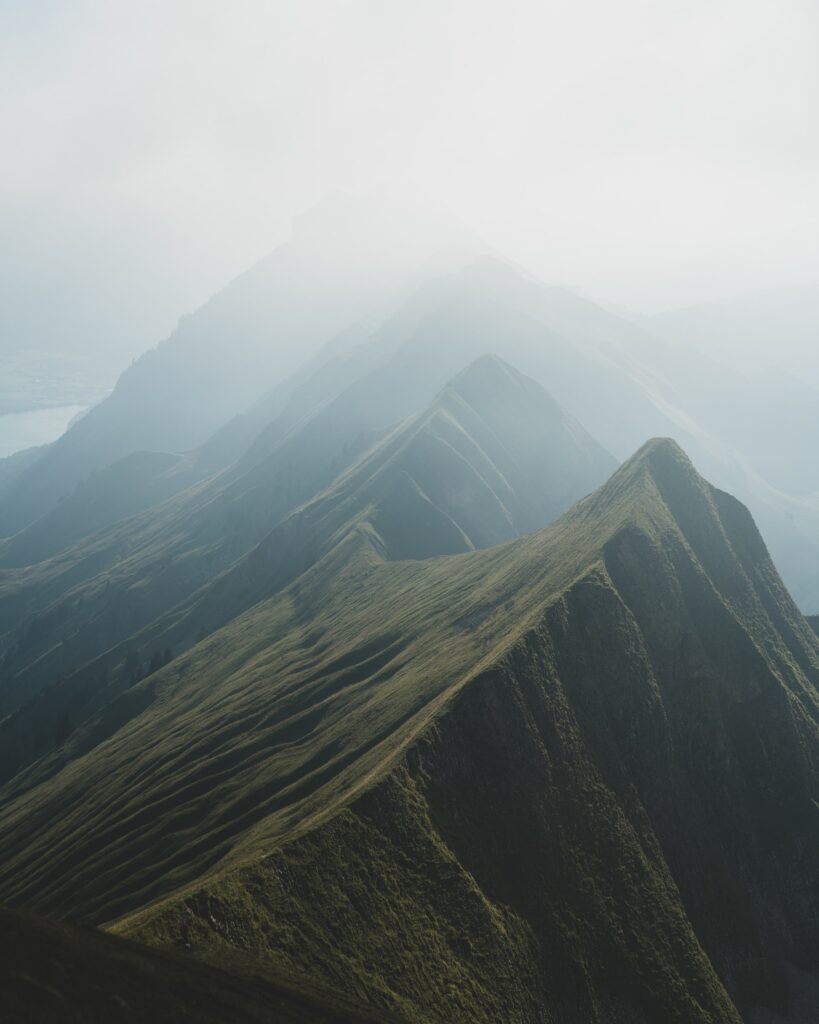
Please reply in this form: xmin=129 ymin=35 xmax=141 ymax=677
xmin=0 ymin=405 xmax=88 ymax=458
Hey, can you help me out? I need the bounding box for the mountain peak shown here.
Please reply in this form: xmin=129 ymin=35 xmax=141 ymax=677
xmin=447 ymin=352 xmax=528 ymax=394
xmin=580 ymin=436 xmax=719 ymax=557
xmin=634 ymin=435 xmax=691 ymax=462
xmin=432 ymin=354 xmax=585 ymax=459
xmin=450 ymin=253 xmax=543 ymax=296
xmin=628 ymin=436 xmax=697 ymax=481
xmin=291 ymin=192 xmax=487 ymax=260
xmin=603 ymin=436 xmax=698 ymax=498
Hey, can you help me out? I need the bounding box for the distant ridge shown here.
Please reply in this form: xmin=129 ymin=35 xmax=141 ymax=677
xmin=0 ymin=194 xmax=484 ymax=536
xmin=2 ymin=245 xmax=818 ymax=609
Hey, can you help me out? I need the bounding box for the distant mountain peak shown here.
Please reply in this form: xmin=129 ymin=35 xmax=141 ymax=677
xmin=630 ymin=435 xmax=693 ymax=473
xmin=446 ymin=253 xmax=545 ymax=297
xmin=447 ymin=352 xmax=529 ymax=393
xmin=291 ymin=191 xmax=487 ymax=258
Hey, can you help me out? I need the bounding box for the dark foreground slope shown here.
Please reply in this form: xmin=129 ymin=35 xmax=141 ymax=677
xmin=1 ymin=441 xmax=817 ymax=1023
xmin=0 ymin=907 xmax=392 ymax=1024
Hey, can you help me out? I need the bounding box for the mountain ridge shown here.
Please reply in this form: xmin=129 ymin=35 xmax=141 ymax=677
xmin=0 ymin=355 xmax=614 ymax=784
xmin=3 ymin=248 xmax=818 ymax=610
xmin=0 ymin=438 xmax=816 ymax=1023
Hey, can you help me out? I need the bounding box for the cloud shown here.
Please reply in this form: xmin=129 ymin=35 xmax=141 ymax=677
xmin=2 ymin=0 xmax=818 ymax=368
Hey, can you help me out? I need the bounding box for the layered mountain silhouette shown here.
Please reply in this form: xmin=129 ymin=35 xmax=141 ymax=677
xmin=1 ymin=438 xmax=817 ymax=1023
xmin=0 ymin=195 xmax=484 ymax=536
xmin=4 ymin=251 xmax=819 ymax=730
xmin=2 ymin=236 xmax=817 ymax=611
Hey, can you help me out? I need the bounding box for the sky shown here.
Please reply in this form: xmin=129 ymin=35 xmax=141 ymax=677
xmin=2 ymin=0 xmax=819 ymax=372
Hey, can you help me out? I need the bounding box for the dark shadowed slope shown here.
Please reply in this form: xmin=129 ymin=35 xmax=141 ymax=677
xmin=0 ymin=355 xmax=613 ymax=720
xmin=0 ymin=907 xmax=395 ymax=1024
xmin=1 ymin=440 xmax=816 ymax=1023
xmin=809 ymin=614 xmax=819 ymax=636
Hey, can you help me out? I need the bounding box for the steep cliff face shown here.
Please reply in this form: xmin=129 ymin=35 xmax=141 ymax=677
xmin=105 ymin=442 xmax=819 ymax=1024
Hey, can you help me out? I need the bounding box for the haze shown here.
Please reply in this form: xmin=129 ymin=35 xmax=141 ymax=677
xmin=3 ymin=0 xmax=819 ymax=375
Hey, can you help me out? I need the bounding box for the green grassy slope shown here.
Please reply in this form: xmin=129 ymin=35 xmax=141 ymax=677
xmin=808 ymin=614 xmax=818 ymax=636
xmin=1 ymin=439 xmax=817 ymax=1022
xmin=0 ymin=402 xmax=386 ymax=713
xmin=0 ymin=906 xmax=393 ymax=1024
xmin=0 ymin=349 xmax=526 ymax=705
xmin=0 ymin=356 xmax=613 ymax=772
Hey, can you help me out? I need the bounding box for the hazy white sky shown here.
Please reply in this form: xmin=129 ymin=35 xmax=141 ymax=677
xmin=2 ymin=0 xmax=818 ymax=368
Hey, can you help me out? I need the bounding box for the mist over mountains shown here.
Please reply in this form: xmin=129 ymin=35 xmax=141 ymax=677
xmin=1 ymin=195 xmax=818 ymax=1024
xmin=650 ymin=285 xmax=819 ymax=383
xmin=1 ymin=195 xmax=817 ymax=609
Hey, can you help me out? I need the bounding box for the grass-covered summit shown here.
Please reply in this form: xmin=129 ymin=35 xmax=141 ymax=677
xmin=1 ymin=438 xmax=817 ymax=1022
